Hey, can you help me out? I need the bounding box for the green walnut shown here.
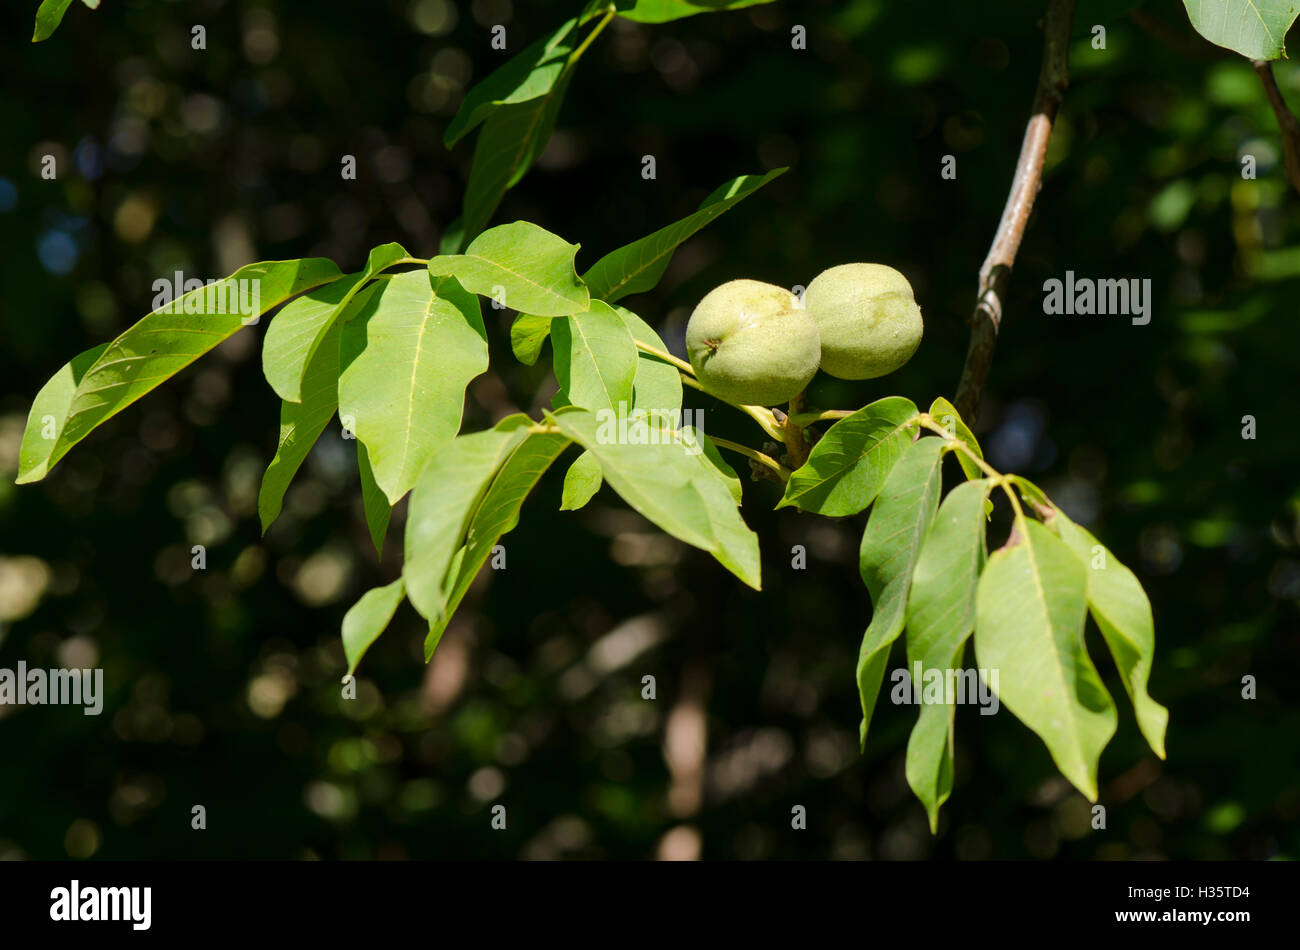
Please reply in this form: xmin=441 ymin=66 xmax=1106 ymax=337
xmin=804 ymin=263 xmax=924 ymax=380
xmin=686 ymin=279 xmax=821 ymax=406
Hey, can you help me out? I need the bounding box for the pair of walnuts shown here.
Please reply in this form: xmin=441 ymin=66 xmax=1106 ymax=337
xmin=684 ymin=263 xmax=924 ymax=406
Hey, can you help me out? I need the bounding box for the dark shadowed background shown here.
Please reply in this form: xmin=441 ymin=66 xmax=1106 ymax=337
xmin=1 ymin=0 xmax=1297 ymax=859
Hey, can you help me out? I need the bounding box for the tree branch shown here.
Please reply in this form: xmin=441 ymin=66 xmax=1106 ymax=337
xmin=954 ymin=0 xmax=1076 ymax=423
xmin=1251 ymin=59 xmax=1300 ymax=195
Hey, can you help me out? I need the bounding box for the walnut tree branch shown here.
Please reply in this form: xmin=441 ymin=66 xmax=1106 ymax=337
xmin=954 ymin=0 xmax=1076 ymax=423
xmin=1251 ymin=59 xmax=1300 ymax=196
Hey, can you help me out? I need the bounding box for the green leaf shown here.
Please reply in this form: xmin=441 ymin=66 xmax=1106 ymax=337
xmin=615 ymin=0 xmax=779 ymax=25
xmin=443 ymin=18 xmax=579 ymax=146
xmin=429 ymin=221 xmax=590 ymax=318
xmin=928 ymin=396 xmax=985 ymax=482
xmin=779 ymin=397 xmax=919 ymax=516
xmin=33 ymin=0 xmax=75 ymax=42
xmin=358 ymin=441 xmax=392 ymax=559
xmin=581 ymin=169 xmax=787 ymax=303
xmin=16 ymin=343 xmax=108 ymax=484
xmin=337 ymin=271 xmax=489 ymax=505
xmin=342 ymin=578 xmax=406 ymax=677
xmin=903 ymin=478 xmax=993 ymax=832
xmin=458 ymin=73 xmax=576 ymax=244
xmin=686 ymin=429 xmax=761 ymax=588
xmin=1182 ymin=0 xmax=1300 ymax=60
xmin=618 ymin=305 xmax=683 ymax=415
xmin=257 ymin=309 xmax=347 ymax=534
xmin=856 ymin=436 xmax=947 ymax=749
xmin=403 ymin=421 xmax=531 ymax=623
xmin=510 ymin=313 xmax=553 ymax=365
xmin=974 ymin=518 xmax=1118 ymax=800
xmin=560 ymin=449 xmax=604 ymax=510
xmin=549 ymin=406 xmax=760 ymax=588
xmin=1031 ymin=492 xmax=1168 ymax=759
xmin=17 ymin=258 xmax=341 ymax=485
xmin=262 ymin=243 xmax=407 ymax=403
xmin=262 ymin=272 xmax=363 ymax=403
xmin=424 ymin=425 xmax=572 ymax=657
xmin=552 ymin=300 xmax=638 ymax=411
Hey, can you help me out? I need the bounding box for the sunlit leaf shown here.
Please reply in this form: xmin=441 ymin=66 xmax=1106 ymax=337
xmin=262 ymin=243 xmax=407 ymax=403
xmin=856 ymin=436 xmax=946 ymax=748
xmin=510 ymin=313 xmax=552 ymax=365
xmin=974 ymin=518 xmax=1118 ymax=800
xmin=425 ymin=425 xmax=571 ymax=656
xmin=582 ymin=169 xmax=787 ymax=303
xmin=337 ymin=271 xmax=488 ymax=505
xmin=560 ymin=449 xmax=604 ymax=510
xmin=780 ymin=396 xmax=919 ymax=515
xmin=549 ymin=405 xmax=760 ymax=588
xmin=429 ymin=221 xmax=590 ymax=317
xmin=17 ymin=258 xmax=341 ymax=484
xmin=342 ymin=578 xmax=406 ymax=677
xmin=1182 ymin=0 xmax=1300 ymax=60
xmin=904 ymin=478 xmax=993 ymax=832
xmin=614 ymin=0 xmax=779 ymax=25
xmin=928 ymin=396 xmax=985 ymax=481
xmin=444 ymin=18 xmax=579 ymax=146
xmin=403 ymin=418 xmax=531 ymax=623
xmin=553 ymin=300 xmax=638 ymax=411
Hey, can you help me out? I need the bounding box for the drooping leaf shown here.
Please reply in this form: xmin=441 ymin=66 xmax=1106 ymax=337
xmin=1032 ymin=493 xmax=1169 ymax=759
xmin=549 ymin=406 xmax=760 ymax=588
xmin=1182 ymin=0 xmax=1300 ymax=60
xmin=552 ymin=300 xmax=638 ymax=411
xmin=617 ymin=305 xmax=683 ymax=416
xmin=429 ymin=221 xmax=590 ymax=317
xmin=337 ymin=271 xmax=489 ymax=505
xmin=257 ymin=313 xmax=347 ymax=534
xmin=856 ymin=436 xmax=947 ymax=749
xmin=685 ymin=429 xmax=761 ymax=588
xmin=458 ymin=73 xmax=576 ymax=244
xmin=560 ymin=449 xmax=604 ymax=510
xmin=903 ymin=478 xmax=993 ymax=832
xmin=342 ymin=578 xmax=406 ymax=677
xmin=262 ymin=243 xmax=408 ymax=403
xmin=581 ymin=169 xmax=787 ymax=303
xmin=425 ymin=425 xmax=572 ymax=657
xmin=403 ymin=420 xmax=531 ymax=623
xmin=615 ymin=0 xmax=779 ymax=25
xmin=974 ymin=518 xmax=1118 ymax=800
xmin=510 ymin=313 xmax=553 ymax=365
xmin=358 ymin=441 xmax=392 ymax=559
xmin=779 ymin=397 xmax=919 ymax=516
xmin=443 ymin=18 xmax=579 ymax=146
xmin=17 ymin=258 xmax=341 ymax=485
xmin=928 ymin=396 xmax=985 ymax=482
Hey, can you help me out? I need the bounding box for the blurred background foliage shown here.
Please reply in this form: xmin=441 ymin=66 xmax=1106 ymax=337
xmin=0 ymin=0 xmax=1297 ymax=860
